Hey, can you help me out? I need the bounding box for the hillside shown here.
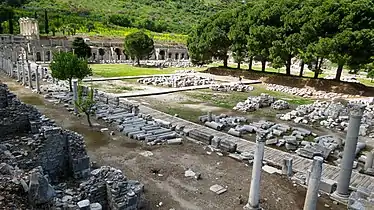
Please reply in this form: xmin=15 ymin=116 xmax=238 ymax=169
xmin=0 ymin=0 xmax=241 ymax=44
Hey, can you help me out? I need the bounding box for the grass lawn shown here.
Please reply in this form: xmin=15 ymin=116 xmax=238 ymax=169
xmin=358 ymin=78 xmax=374 ymax=87
xmin=91 ymin=64 xmax=204 ymax=77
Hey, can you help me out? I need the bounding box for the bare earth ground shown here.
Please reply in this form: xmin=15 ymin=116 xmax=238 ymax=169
xmin=0 ymin=75 xmax=341 ymax=210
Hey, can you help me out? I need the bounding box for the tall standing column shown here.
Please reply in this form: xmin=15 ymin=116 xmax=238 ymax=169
xmin=72 ymin=79 xmax=78 ymax=114
xmin=9 ymin=60 xmax=13 ymax=78
xmin=27 ymin=62 xmax=33 ymax=89
xmin=335 ymin=105 xmax=365 ymax=198
xmin=244 ymin=131 xmax=267 ymax=210
xmin=42 ymin=49 xmax=45 ymax=63
xmin=40 ymin=66 xmax=44 ymax=79
xmin=35 ymin=65 xmax=40 ymax=93
xmin=303 ymin=156 xmax=324 ymax=210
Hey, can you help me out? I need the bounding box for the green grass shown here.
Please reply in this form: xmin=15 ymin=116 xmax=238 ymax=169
xmin=358 ymin=78 xmax=374 ymax=87
xmin=152 ymin=104 xmax=204 ymax=123
xmin=91 ymin=64 xmax=204 ymax=77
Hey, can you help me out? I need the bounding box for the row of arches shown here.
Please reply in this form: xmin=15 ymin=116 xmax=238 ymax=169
xmin=33 ymin=47 xmax=189 ymax=62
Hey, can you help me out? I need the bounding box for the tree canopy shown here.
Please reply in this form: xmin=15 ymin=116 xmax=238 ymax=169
xmin=124 ymin=31 xmax=154 ymax=66
xmin=188 ymin=0 xmax=374 ymax=81
xmin=50 ymin=52 xmax=92 ymax=91
xmin=72 ymin=37 xmax=92 ymax=59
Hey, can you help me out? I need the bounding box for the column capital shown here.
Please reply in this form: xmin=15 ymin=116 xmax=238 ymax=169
xmin=256 ymin=130 xmax=268 ymax=142
xmin=348 ymin=103 xmax=366 ymax=117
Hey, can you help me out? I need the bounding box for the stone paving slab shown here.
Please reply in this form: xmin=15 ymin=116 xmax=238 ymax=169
xmin=130 ymin=100 xmax=374 ymax=192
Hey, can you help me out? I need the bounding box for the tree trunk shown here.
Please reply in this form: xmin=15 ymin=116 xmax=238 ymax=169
xmin=68 ymin=77 xmax=72 ymax=92
xmin=223 ymin=57 xmax=228 ymax=68
xmin=85 ymin=112 xmax=92 ymax=127
xmin=318 ymin=57 xmax=324 ymax=70
xmin=315 ymin=57 xmax=319 ymax=71
xmin=248 ymin=56 xmax=253 ymax=70
xmin=137 ymin=58 xmax=140 ymax=66
xmin=237 ymin=62 xmax=240 ymax=69
xmin=299 ymin=60 xmax=304 ymax=77
xmin=261 ymin=60 xmax=266 ymax=72
xmin=314 ymin=69 xmax=319 ymax=79
xmin=335 ymin=64 xmax=344 ymax=81
xmin=52 ymin=31 xmax=55 ymax=36
xmin=285 ymin=56 xmax=292 ymax=75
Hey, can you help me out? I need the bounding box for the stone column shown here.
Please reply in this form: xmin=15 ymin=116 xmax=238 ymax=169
xmin=9 ymin=59 xmax=13 ymax=78
xmin=22 ymin=57 xmax=26 ymax=86
xmin=282 ymin=157 xmax=293 ymax=178
xmin=42 ymin=49 xmax=45 ymax=63
xmin=244 ymin=131 xmax=266 ymax=210
xmin=27 ymin=62 xmax=32 ymax=88
xmin=16 ymin=61 xmax=20 ymax=81
xmin=72 ymin=79 xmax=78 ymax=114
xmin=207 ymin=111 xmax=212 ymax=121
xmin=335 ymin=105 xmax=365 ymax=198
xmin=364 ymin=151 xmax=374 ymax=171
xmin=303 ymin=156 xmax=323 ymax=210
xmin=40 ymin=66 xmax=44 ymax=79
xmin=35 ymin=66 xmax=40 ymax=93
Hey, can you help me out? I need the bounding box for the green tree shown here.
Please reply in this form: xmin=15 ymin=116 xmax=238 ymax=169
xmin=124 ymin=31 xmax=155 ymax=66
xmin=50 ymin=52 xmax=92 ymax=92
xmin=75 ymin=83 xmax=95 ymax=127
xmin=72 ymin=37 xmax=92 ymax=59
xmin=44 ymin=9 xmax=49 ymax=34
xmin=7 ymin=9 xmax=13 ymax=34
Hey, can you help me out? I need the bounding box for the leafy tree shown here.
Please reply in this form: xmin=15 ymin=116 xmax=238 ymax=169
xmin=228 ymin=6 xmax=248 ymax=69
xmin=50 ymin=52 xmax=92 ymax=92
xmin=44 ymin=9 xmax=49 ymax=34
xmin=72 ymin=37 xmax=92 ymax=59
xmin=75 ymin=83 xmax=95 ymax=127
xmin=7 ymin=9 xmax=13 ymax=34
xmin=124 ymin=31 xmax=155 ymax=66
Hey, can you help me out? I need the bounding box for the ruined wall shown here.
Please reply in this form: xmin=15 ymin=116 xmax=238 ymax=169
xmin=0 ymin=83 xmax=144 ymax=209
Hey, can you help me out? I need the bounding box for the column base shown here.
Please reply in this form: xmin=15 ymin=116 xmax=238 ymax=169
xmin=243 ymin=203 xmax=261 ymax=210
xmin=331 ymin=191 xmax=349 ymax=205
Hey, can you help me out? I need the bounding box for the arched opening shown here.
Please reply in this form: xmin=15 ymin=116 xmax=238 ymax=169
xmin=168 ymin=53 xmax=172 ymax=59
xmin=159 ymin=50 xmax=165 ymax=60
xmin=175 ymin=53 xmax=179 ymax=60
xmin=92 ymin=53 xmax=96 ymax=60
xmin=115 ymin=48 xmax=121 ymax=60
xmin=46 ymin=51 xmax=51 ymax=61
xmin=36 ymin=52 xmax=41 ymax=61
xmin=98 ymin=48 xmax=105 ymax=60
xmin=181 ymin=53 xmax=185 ymax=60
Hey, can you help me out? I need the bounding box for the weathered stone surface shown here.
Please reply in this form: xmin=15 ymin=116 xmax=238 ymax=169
xmin=28 ymin=167 xmax=56 ymax=205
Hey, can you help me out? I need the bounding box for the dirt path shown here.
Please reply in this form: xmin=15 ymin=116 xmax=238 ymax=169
xmin=0 ymin=75 xmax=341 ymax=210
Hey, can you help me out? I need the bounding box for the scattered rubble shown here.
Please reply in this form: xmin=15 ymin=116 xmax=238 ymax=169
xmin=210 ymin=83 xmax=254 ymax=92
xmin=278 ymin=101 xmax=374 ymax=137
xmin=137 ymin=75 xmax=215 ymax=88
xmin=233 ymin=93 xmax=277 ymax=112
xmin=266 ymin=84 xmax=355 ymax=99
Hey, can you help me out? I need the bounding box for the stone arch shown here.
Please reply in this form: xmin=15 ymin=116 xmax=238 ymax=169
xmin=159 ymin=50 xmax=165 ymax=60
xmin=36 ymin=52 xmax=41 ymax=61
xmin=98 ymin=48 xmax=105 ymax=59
xmin=115 ymin=48 xmax=121 ymax=60
xmin=175 ymin=53 xmax=179 ymax=60
xmin=46 ymin=51 xmax=51 ymax=61
xmin=168 ymin=53 xmax=172 ymax=59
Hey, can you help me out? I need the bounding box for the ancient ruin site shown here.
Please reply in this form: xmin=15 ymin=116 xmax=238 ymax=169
xmin=1 ymin=1 xmax=374 ymax=210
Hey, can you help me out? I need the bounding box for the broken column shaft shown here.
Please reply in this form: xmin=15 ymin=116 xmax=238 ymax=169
xmin=72 ymin=79 xmax=78 ymax=114
xmin=27 ymin=62 xmax=32 ymax=88
xmin=303 ymin=156 xmax=323 ymax=210
xmin=35 ymin=65 xmax=40 ymax=93
xmin=244 ymin=131 xmax=266 ymax=210
xmin=336 ymin=105 xmax=365 ymax=198
xmin=364 ymin=151 xmax=374 ymax=171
